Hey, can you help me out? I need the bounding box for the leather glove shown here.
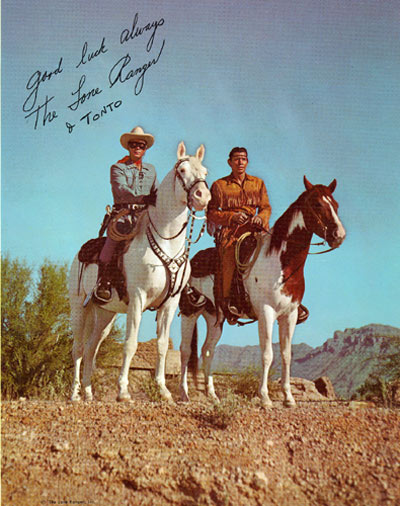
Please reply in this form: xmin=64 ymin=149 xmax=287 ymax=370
xmin=143 ymin=188 xmax=158 ymax=206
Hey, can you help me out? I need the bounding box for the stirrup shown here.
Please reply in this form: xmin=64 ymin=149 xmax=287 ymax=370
xmin=228 ymin=304 xmax=241 ymax=317
xmin=296 ymin=304 xmax=309 ymax=325
xmin=94 ymin=280 xmax=112 ymax=303
xmin=186 ymin=287 xmax=206 ymax=307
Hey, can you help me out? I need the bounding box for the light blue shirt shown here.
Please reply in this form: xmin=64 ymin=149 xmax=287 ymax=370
xmin=110 ymin=159 xmax=158 ymax=204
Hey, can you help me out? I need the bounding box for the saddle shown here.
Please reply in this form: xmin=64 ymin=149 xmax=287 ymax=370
xmin=230 ymin=232 xmax=259 ymax=318
xmin=78 ymin=237 xmax=128 ymax=301
xmin=188 ymin=231 xmax=260 ymax=319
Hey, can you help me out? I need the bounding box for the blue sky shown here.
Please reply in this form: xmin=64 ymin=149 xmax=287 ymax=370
xmin=2 ymin=0 xmax=400 ymax=350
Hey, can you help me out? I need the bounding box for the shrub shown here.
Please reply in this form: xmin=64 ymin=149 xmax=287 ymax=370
xmin=1 ymin=256 xmax=73 ymax=399
xmin=228 ymin=365 xmax=262 ymax=399
xmin=208 ymin=389 xmax=242 ymax=429
xmin=355 ymin=336 xmax=400 ymax=407
xmin=1 ymin=254 xmax=125 ymax=400
xmin=142 ymin=376 xmax=163 ymax=402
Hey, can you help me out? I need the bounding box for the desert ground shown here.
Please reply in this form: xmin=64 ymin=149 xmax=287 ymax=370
xmin=2 ymin=383 xmax=400 ymax=506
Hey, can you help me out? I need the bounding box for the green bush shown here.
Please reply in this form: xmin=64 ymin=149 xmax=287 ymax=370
xmin=142 ymin=376 xmax=163 ymax=402
xmin=228 ymin=365 xmax=262 ymax=399
xmin=1 ymin=255 xmax=73 ymax=399
xmin=208 ymin=389 xmax=242 ymax=429
xmin=1 ymin=254 xmax=124 ymax=400
xmin=355 ymin=336 xmax=400 ymax=407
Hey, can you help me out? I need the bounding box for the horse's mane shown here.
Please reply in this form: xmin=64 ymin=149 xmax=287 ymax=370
xmin=269 ymin=191 xmax=307 ymax=249
xmin=268 ymin=184 xmax=330 ymax=253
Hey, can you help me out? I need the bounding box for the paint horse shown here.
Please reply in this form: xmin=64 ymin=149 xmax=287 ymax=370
xmin=179 ymin=176 xmax=346 ymax=407
xmin=69 ymin=142 xmax=211 ymax=402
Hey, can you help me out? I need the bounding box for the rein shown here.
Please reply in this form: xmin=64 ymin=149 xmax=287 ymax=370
xmin=148 ymin=211 xmax=187 ymax=240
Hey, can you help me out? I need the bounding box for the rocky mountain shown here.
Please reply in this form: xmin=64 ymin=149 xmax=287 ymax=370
xmin=211 ymin=324 xmax=400 ymax=398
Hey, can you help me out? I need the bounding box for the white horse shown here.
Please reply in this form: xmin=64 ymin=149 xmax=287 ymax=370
xmin=179 ymin=177 xmax=346 ymax=407
xmin=69 ymin=142 xmax=211 ymax=402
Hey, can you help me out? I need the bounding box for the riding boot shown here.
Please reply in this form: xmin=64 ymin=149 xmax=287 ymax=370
xmin=221 ymin=298 xmax=239 ymax=326
xmin=94 ymin=261 xmax=113 ymax=302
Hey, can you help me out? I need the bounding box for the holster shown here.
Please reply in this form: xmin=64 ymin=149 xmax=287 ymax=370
xmin=98 ymin=214 xmax=110 ymax=237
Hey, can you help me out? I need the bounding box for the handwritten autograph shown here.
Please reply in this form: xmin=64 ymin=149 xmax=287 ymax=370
xmin=68 ymin=75 xmax=102 ymax=112
xmin=120 ymin=13 xmax=164 ymax=52
xmin=76 ymin=37 xmax=108 ymax=68
xmin=109 ymin=39 xmax=165 ymax=95
xmin=22 ymin=12 xmax=166 ymax=132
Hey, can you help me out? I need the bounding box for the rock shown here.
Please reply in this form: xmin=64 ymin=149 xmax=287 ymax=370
xmin=313 ymin=376 xmax=336 ymax=399
xmin=252 ymin=471 xmax=268 ymax=490
xmin=51 ymin=441 xmax=70 ymax=452
xmin=273 ymin=377 xmax=326 ymax=401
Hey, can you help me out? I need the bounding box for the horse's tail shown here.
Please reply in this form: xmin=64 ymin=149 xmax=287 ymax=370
xmin=188 ymin=323 xmax=199 ymax=389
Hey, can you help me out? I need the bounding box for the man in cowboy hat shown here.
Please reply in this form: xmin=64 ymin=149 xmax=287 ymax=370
xmin=95 ymin=126 xmax=158 ymax=302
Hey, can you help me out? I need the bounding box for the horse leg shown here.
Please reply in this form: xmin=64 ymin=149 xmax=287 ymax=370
xmin=202 ymin=311 xmax=223 ymax=401
xmin=278 ymin=312 xmax=297 ymax=407
xmin=257 ymin=306 xmax=275 ymax=408
xmin=155 ymin=298 xmax=180 ymax=402
xmin=70 ymin=297 xmax=92 ymax=402
xmin=118 ymin=300 xmax=142 ymax=401
xmin=180 ymin=312 xmax=200 ymax=402
xmin=81 ymin=307 xmax=116 ymax=401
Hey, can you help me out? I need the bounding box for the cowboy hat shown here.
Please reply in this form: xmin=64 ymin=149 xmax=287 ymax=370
xmin=120 ymin=126 xmax=155 ymax=150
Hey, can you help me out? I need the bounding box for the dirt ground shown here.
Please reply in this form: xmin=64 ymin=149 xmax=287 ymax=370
xmin=2 ymin=387 xmax=400 ymax=506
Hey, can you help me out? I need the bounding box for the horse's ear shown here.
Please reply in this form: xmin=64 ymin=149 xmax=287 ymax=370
xmin=304 ymin=175 xmax=313 ymax=190
xmin=177 ymin=141 xmax=186 ymax=159
xmin=328 ymin=179 xmax=337 ymax=193
xmin=196 ymin=144 xmax=205 ymax=162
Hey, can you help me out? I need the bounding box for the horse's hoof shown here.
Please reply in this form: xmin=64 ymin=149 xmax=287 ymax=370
xmin=70 ymin=395 xmax=81 ymax=402
xmin=261 ymin=399 xmax=273 ymax=409
xmin=283 ymin=399 xmax=296 ymax=408
xmin=161 ymin=392 xmax=174 ymax=404
xmin=117 ymin=394 xmax=132 ymax=402
xmin=179 ymin=391 xmax=190 ymax=403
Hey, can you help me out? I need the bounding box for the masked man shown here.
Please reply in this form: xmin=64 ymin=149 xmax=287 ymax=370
xmin=95 ymin=126 xmax=158 ymax=302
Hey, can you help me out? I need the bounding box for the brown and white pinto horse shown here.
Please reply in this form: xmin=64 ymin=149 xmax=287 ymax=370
xmin=179 ymin=176 xmax=346 ymax=407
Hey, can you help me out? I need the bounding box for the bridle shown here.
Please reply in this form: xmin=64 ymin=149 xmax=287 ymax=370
xmin=300 ymin=188 xmax=338 ymax=255
xmin=174 ymin=157 xmax=209 ymax=210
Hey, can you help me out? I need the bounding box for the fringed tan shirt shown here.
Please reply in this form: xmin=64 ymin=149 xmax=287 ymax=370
xmin=207 ymin=173 xmax=271 ymax=238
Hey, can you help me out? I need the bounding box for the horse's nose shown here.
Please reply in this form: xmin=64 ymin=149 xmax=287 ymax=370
xmin=332 ymin=226 xmax=346 ymax=246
